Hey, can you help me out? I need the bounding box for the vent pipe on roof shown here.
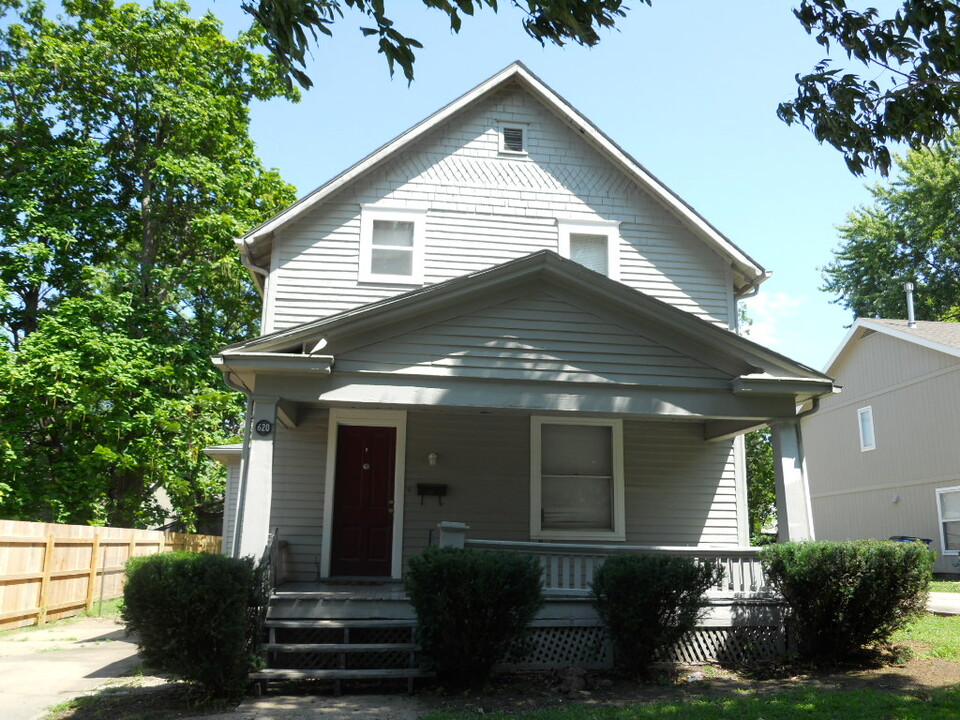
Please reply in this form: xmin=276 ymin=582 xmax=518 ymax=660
xmin=904 ymin=282 xmax=917 ymax=328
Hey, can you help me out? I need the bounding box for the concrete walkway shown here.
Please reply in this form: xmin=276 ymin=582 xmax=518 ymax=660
xmin=928 ymin=591 xmax=960 ymax=615
xmin=0 ymin=616 xmax=141 ymax=720
xmin=186 ymin=695 xmax=428 ymax=720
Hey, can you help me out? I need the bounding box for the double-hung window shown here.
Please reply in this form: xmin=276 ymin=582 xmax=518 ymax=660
xmin=937 ymin=486 xmax=960 ymax=554
xmin=359 ymin=207 xmax=425 ymax=284
xmin=557 ymin=220 xmax=621 ymax=280
xmin=530 ymin=416 xmax=625 ymax=541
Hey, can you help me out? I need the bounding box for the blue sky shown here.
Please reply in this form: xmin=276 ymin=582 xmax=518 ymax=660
xmin=204 ymin=0 xmax=900 ymax=370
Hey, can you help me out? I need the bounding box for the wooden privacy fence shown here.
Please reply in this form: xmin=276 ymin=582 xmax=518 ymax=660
xmin=0 ymin=519 xmax=221 ymax=631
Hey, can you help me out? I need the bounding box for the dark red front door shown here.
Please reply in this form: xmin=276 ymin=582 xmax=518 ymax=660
xmin=330 ymin=425 xmax=396 ymax=577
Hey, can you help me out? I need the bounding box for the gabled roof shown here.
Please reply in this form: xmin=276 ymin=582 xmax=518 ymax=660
xmin=238 ymin=61 xmax=768 ymax=296
xmin=826 ymin=318 xmax=960 ymax=373
xmin=217 ymin=251 xmax=829 ymax=404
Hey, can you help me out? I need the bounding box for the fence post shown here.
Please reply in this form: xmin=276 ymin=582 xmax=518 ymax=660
xmin=85 ymin=534 xmax=101 ymax=613
xmin=437 ymin=521 xmax=469 ymax=549
xmin=37 ymin=534 xmax=55 ymax=626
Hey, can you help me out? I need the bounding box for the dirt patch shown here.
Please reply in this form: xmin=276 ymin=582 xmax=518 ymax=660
xmin=420 ymin=649 xmax=960 ymax=717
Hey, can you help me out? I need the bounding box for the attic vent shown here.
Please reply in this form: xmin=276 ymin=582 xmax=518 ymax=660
xmin=502 ymin=126 xmax=525 ymax=153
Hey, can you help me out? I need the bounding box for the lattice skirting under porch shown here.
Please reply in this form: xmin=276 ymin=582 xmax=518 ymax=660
xmin=500 ymin=624 xmax=785 ymax=670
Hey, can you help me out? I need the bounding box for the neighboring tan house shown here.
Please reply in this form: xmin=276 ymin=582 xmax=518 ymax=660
xmin=805 ymin=319 xmax=960 ymax=577
xmin=209 ymin=62 xmax=835 ymax=680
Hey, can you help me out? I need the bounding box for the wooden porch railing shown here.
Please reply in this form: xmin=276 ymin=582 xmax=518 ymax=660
xmin=437 ymin=523 xmax=770 ymax=597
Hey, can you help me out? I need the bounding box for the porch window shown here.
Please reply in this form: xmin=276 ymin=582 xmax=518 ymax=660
xmin=530 ymin=416 xmax=625 ymax=541
xmin=937 ymin=486 xmax=960 ymax=554
xmin=359 ymin=206 xmax=425 ymax=284
xmin=557 ymin=220 xmax=621 ymax=280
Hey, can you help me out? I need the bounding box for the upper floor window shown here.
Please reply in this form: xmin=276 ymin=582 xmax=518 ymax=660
xmin=857 ymin=406 xmax=875 ymax=452
xmin=557 ymin=220 xmax=621 ymax=280
xmin=359 ymin=206 xmax=425 ymax=284
xmin=937 ymin=486 xmax=960 ymax=554
xmin=530 ymin=416 xmax=625 ymax=541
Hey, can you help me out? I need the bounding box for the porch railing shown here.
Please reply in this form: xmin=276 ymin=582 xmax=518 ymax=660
xmin=437 ymin=523 xmax=770 ymax=598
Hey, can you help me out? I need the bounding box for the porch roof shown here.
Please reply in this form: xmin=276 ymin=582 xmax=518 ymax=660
xmin=214 ymin=252 xmax=833 ymax=433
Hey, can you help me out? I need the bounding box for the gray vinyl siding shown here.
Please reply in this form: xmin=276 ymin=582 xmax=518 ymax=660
xmin=221 ymin=459 xmax=241 ymax=556
xmin=266 ymin=84 xmax=732 ymax=333
xmin=269 ymin=408 xmax=328 ymax=581
xmin=335 ymin=291 xmax=729 ymax=387
xmin=402 ymin=413 xmax=741 ymax=567
xmin=804 ymin=335 xmax=960 ymax=574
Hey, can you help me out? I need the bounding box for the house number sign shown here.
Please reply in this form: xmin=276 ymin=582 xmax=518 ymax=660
xmin=255 ymin=419 xmax=273 ymax=436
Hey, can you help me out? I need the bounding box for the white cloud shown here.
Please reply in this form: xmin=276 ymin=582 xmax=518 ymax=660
xmin=741 ymin=291 xmax=805 ymax=351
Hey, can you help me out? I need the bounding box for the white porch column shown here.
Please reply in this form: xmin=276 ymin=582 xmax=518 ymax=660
xmin=234 ymin=397 xmax=277 ymax=559
xmin=771 ymin=420 xmax=815 ymax=541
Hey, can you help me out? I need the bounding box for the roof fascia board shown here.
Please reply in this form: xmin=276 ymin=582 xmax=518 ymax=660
xmin=243 ymin=63 xmax=525 ymax=245
xmin=825 ymin=318 xmax=960 ymax=376
xmin=241 ymin=62 xmax=766 ymax=290
xmin=509 ymin=65 xmax=765 ymax=288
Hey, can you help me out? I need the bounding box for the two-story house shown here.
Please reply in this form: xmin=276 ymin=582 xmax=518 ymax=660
xmin=211 ymin=63 xmax=834 ymax=678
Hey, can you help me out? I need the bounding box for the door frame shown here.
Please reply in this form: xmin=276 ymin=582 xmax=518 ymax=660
xmin=321 ymin=408 xmax=406 ymax=579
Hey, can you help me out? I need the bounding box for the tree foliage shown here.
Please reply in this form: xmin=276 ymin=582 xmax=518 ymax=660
xmin=0 ymin=0 xmax=297 ymax=527
xmin=822 ymin=130 xmax=960 ymax=322
xmin=242 ymin=0 xmax=633 ymax=88
xmin=745 ymin=428 xmax=776 ymax=543
xmin=780 ymin=1 xmax=960 ymax=176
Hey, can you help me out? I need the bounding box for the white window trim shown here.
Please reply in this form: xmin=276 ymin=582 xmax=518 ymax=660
xmin=321 ymin=409 xmax=407 ymax=579
xmin=498 ymin=121 xmax=529 ymax=156
xmin=557 ymin=219 xmax=622 ymax=281
xmin=857 ymin=406 xmax=876 ymax=452
xmin=358 ymin=205 xmax=425 ymax=285
xmin=530 ymin=416 xmax=626 ymax=541
xmin=936 ymin=485 xmax=960 ymax=555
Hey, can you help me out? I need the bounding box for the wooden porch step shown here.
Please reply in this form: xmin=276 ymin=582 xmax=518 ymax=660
xmin=264 ymin=642 xmax=418 ymax=653
xmin=251 ymin=668 xmax=432 ymax=681
xmin=265 ymin=619 xmax=416 ymax=629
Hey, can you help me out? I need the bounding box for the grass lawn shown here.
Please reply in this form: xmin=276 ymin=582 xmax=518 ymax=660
xmin=892 ymin=614 xmax=960 ymax=661
xmin=0 ymin=597 xmax=123 ymax=639
xmin=422 ymin=687 xmax=960 ymax=720
xmin=929 ymin=580 xmax=960 ymax=593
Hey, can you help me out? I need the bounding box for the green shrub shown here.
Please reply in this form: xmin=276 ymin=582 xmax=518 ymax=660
xmin=591 ymin=554 xmax=724 ymax=672
xmin=123 ymin=552 xmax=263 ymax=699
xmin=404 ymin=547 xmax=543 ymax=686
xmin=759 ymin=540 xmax=934 ymax=662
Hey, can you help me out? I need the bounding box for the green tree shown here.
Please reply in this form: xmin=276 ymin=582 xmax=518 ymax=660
xmin=242 ymin=0 xmax=634 ymax=88
xmin=0 ymin=295 xmax=240 ymax=527
xmin=745 ymin=428 xmax=776 ymax=543
xmin=780 ymin=1 xmax=960 ymax=176
xmin=0 ymin=0 xmax=297 ymax=527
xmin=822 ymin=130 xmax=960 ymax=322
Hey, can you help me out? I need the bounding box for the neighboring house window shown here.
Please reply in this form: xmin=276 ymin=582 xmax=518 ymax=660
xmin=359 ymin=207 xmax=425 ymax=284
xmin=857 ymin=406 xmax=876 ymax=451
xmin=557 ymin=220 xmax=621 ymax=280
xmin=937 ymin=486 xmax=960 ymax=554
xmin=499 ymin=123 xmax=527 ymax=154
xmin=530 ymin=416 xmax=625 ymax=541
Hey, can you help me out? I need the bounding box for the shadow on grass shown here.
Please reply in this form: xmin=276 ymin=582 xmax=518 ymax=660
xmin=45 ymin=680 xmax=236 ymax=720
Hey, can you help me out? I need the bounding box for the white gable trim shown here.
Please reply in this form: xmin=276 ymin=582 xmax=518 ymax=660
xmin=825 ymin=318 xmax=960 ymax=374
xmin=239 ymin=62 xmax=765 ymax=293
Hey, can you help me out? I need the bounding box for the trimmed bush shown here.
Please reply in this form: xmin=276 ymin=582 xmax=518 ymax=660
xmin=404 ymin=547 xmax=543 ymax=686
xmin=591 ymin=554 xmax=724 ymax=672
xmin=123 ymin=552 xmax=263 ymax=698
xmin=760 ymin=540 xmax=934 ymax=662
